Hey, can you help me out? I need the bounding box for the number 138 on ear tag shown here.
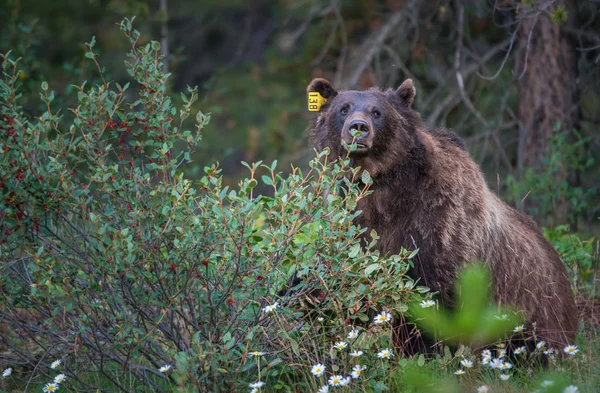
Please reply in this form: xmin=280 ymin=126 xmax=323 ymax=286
xmin=308 ymin=91 xmax=327 ymax=112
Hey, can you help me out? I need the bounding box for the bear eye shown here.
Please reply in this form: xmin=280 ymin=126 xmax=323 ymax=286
xmin=340 ymin=106 xmax=349 ymax=115
xmin=372 ymin=109 xmax=381 ymax=118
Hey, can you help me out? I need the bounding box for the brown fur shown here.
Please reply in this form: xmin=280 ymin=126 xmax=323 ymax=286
xmin=306 ymin=78 xmax=577 ymax=351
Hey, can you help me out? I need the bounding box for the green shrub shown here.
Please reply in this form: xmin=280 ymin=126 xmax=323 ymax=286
xmin=543 ymin=225 xmax=598 ymax=290
xmin=505 ymin=126 xmax=596 ymax=228
xmin=0 ymin=18 xmax=426 ymax=392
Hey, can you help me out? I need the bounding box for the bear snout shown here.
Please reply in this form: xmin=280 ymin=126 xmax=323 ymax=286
xmin=348 ymin=120 xmax=369 ymax=138
xmin=342 ymin=114 xmax=374 ymax=152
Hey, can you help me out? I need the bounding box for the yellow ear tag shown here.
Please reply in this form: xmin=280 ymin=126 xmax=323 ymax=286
xmin=308 ymin=91 xmax=327 ymax=112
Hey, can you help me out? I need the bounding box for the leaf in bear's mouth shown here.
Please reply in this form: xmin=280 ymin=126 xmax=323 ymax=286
xmin=348 ymin=128 xmax=367 ymax=139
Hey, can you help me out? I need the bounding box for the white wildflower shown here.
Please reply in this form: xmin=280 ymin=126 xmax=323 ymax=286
xmin=460 ymin=359 xmax=473 ymax=368
xmin=563 ymin=345 xmax=579 ymax=356
xmin=311 ymin=364 xmax=325 ymax=377
xmin=489 ymin=358 xmax=503 ymax=369
xmin=317 ymin=385 xmax=329 ymax=393
xmin=536 ymin=341 xmax=546 ymax=350
xmin=333 ymin=341 xmax=348 ymax=350
xmin=351 ymin=364 xmax=365 ymax=379
xmin=43 ymin=382 xmax=59 ymax=392
xmin=328 ymin=375 xmax=344 ymax=386
xmin=158 ymin=365 xmax=171 ymax=373
xmin=514 ymin=346 xmax=527 ymax=356
xmin=373 ymin=311 xmax=392 ymax=324
xmin=54 ymin=374 xmax=66 ymax=384
xmin=262 ymin=302 xmax=279 ymax=314
xmin=420 ymin=300 xmax=435 ymax=308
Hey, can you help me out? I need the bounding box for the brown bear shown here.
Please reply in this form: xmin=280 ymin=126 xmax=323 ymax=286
xmin=306 ymin=77 xmax=577 ymax=352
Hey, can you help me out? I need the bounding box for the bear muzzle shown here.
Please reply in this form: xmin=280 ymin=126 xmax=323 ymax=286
xmin=341 ymin=115 xmax=373 ymax=153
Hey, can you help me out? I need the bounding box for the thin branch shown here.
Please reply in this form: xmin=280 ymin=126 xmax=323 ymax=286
xmin=477 ymin=26 xmax=519 ymax=80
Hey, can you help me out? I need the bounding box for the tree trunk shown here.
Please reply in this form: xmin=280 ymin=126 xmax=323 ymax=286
xmin=517 ymin=0 xmax=579 ymax=226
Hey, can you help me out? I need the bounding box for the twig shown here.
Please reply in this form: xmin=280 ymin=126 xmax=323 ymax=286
xmin=342 ymin=6 xmax=411 ymax=88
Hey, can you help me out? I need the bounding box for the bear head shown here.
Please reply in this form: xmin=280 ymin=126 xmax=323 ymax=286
xmin=306 ymin=78 xmax=424 ymax=178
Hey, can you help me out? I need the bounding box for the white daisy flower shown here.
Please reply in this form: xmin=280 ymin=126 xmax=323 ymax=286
xmin=500 ymin=361 xmax=513 ymax=370
xmin=333 ymin=341 xmax=348 ymax=350
xmin=43 ymin=382 xmax=59 ymax=392
xmin=317 ymin=385 xmax=329 ymax=393
xmin=495 ymin=314 xmax=509 ymax=320
xmin=373 ymin=311 xmax=392 ymax=324
xmin=262 ymin=302 xmax=279 ymax=314
xmin=481 ymin=349 xmax=492 ymax=358
xmin=249 ymin=351 xmax=265 ymax=357
xmin=249 ymin=381 xmax=265 ymax=388
xmin=460 ymin=359 xmax=473 ymax=368
xmin=541 ymin=380 xmax=554 ymax=387
xmin=500 ymin=374 xmax=511 ymax=381
xmin=339 ymin=376 xmax=351 ymax=386
xmin=347 ymin=330 xmax=360 ymax=339
xmin=2 ymin=368 xmax=12 ymax=379
xmin=311 ymin=363 xmax=325 ymax=377
xmin=54 ymin=374 xmax=66 ymax=383
xmin=563 ymin=386 xmax=578 ymax=393
xmin=513 ymin=325 xmax=525 ymax=333
xmin=481 ymin=356 xmax=491 ymax=365
xmin=158 ymin=365 xmax=171 ymax=373
xmin=454 ymin=369 xmax=465 ymax=376
xmin=498 ymin=349 xmax=507 ymax=358
xmin=328 ymin=375 xmax=344 ymax=386
xmin=377 ymin=349 xmax=393 ymax=359
xmin=350 ymin=350 xmax=364 ymax=357
xmin=544 ymin=348 xmax=555 ymax=355
xmin=351 ymin=364 xmax=365 ymax=379
xmin=420 ymin=300 xmax=435 ymax=308
xmin=489 ymin=358 xmax=503 ymax=369
xmin=563 ymin=345 xmax=579 ymax=356
xmin=536 ymin=341 xmax=546 ymax=350
xmin=477 ymin=386 xmax=489 ymax=393
xmin=514 ymin=346 xmax=526 ymax=355
xmin=50 ymin=360 xmax=61 ymax=369
xmin=317 ymin=317 xmax=324 ymax=322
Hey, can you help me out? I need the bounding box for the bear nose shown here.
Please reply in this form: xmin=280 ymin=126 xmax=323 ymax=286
xmin=348 ymin=120 xmax=369 ymax=139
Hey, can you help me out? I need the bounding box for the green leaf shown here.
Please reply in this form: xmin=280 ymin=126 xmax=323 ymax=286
xmin=348 ymin=244 xmax=361 ymax=258
xmin=364 ymin=263 xmax=380 ymax=277
xmin=361 ymin=170 xmax=372 ymax=185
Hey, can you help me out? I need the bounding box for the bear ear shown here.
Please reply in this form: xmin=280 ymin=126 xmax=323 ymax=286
xmin=307 ymin=78 xmax=338 ymax=99
xmin=396 ymin=78 xmax=416 ymax=108
xmin=307 ymin=78 xmax=337 ymax=112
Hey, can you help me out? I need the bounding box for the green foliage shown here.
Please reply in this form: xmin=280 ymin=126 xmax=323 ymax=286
xmin=506 ymin=126 xmax=596 ymax=227
xmin=409 ymin=265 xmax=521 ymax=347
xmin=544 ymin=225 xmax=598 ymax=288
xmin=0 ymin=19 xmax=425 ymax=392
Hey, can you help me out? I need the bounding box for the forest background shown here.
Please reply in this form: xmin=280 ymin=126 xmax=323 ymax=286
xmin=2 ymin=0 xmax=599 ymax=230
